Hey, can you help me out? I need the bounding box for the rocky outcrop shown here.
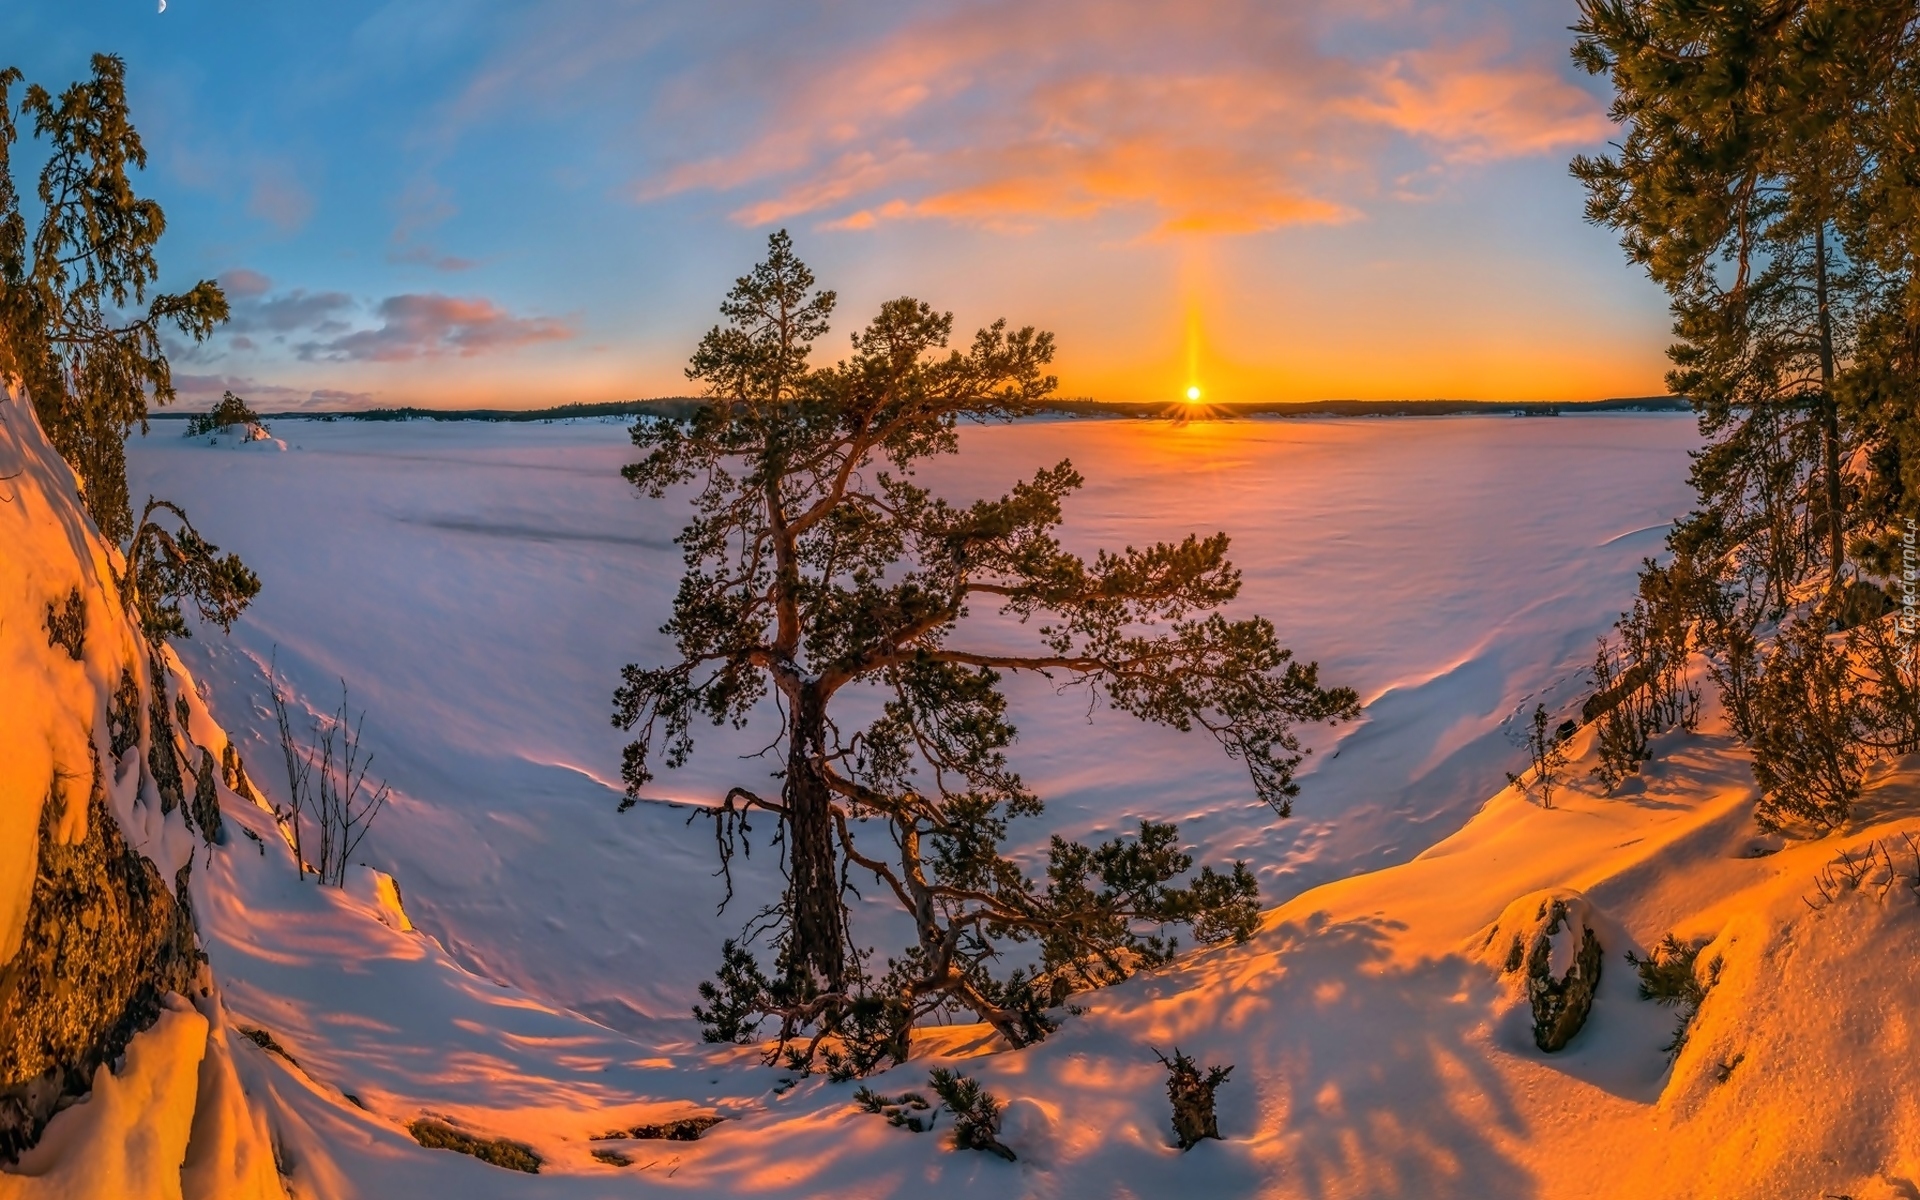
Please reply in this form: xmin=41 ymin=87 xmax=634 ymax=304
xmin=1477 ymin=890 xmax=1605 ymax=1052
xmin=0 ymin=772 xmax=205 ymax=1157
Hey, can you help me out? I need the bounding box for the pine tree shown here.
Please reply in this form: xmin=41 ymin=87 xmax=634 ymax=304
xmin=0 ymin=55 xmax=250 ymax=642
xmin=615 ymin=232 xmax=1359 ymax=1061
xmin=1571 ymin=0 xmax=1910 ymax=604
xmin=0 ymin=55 xmax=228 ymax=544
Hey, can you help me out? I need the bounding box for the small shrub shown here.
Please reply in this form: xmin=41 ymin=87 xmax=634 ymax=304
xmin=927 ymin=1068 xmax=1015 ymax=1161
xmin=1508 ymin=703 xmax=1571 ymax=808
xmin=1156 ymin=1046 xmax=1232 ymax=1149
xmin=1625 ymin=934 xmax=1721 ymax=1057
xmin=44 ymin=588 xmax=85 ymax=660
xmin=125 ymin=497 xmax=260 ymax=641
xmin=1590 ymin=638 xmax=1651 ymax=793
xmin=822 ymin=994 xmax=911 ymax=1081
xmin=407 ymin=1119 xmax=540 ymax=1174
xmin=1749 ymin=612 xmax=1867 ymax=831
xmin=854 ymin=1087 xmax=934 ymax=1132
xmin=593 ymin=1116 xmax=724 ymax=1141
xmin=270 ymin=665 xmax=392 ymax=885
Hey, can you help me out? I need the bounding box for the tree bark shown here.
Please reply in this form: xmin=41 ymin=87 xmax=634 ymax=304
xmin=1815 ymin=223 xmax=1844 ymax=589
xmin=782 ymin=685 xmax=847 ymax=992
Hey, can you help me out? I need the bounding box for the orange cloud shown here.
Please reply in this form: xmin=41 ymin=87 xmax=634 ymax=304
xmin=1344 ymin=47 xmax=1615 ymax=162
xmin=630 ymin=0 xmax=1610 ymax=237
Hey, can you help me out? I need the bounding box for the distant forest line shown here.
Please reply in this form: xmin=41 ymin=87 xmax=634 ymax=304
xmin=152 ymin=396 xmax=1689 ymax=423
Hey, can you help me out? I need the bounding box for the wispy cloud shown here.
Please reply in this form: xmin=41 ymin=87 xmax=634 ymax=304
xmin=622 ymin=0 xmax=1606 ymax=236
xmin=298 ymin=294 xmax=574 ymax=362
xmin=172 ymin=373 xmax=375 ymax=411
xmin=387 ymin=245 xmax=480 ymax=271
xmin=219 ymin=271 xmax=355 ymax=336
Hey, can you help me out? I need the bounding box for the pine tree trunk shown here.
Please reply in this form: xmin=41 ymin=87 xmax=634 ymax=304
xmin=783 ymin=686 xmax=847 ymax=993
xmin=1815 ymin=224 xmax=1845 ymax=588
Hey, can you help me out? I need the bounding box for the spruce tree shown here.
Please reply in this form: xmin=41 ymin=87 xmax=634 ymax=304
xmin=615 ymin=232 xmax=1358 ymax=1060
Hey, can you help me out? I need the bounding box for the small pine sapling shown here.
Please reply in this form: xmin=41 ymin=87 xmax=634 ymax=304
xmin=1155 ymin=1046 xmax=1233 ymax=1149
xmin=1507 ymin=703 xmax=1571 ymax=808
xmin=693 ymin=939 xmax=775 ymax=1044
xmin=927 ymin=1068 xmax=1015 ymax=1161
xmin=1625 ymin=934 xmax=1721 ymax=1057
xmin=853 ymin=1087 xmax=933 ymax=1132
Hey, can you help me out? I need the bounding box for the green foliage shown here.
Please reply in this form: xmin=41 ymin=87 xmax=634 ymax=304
xmin=927 ymin=1068 xmax=1015 ymax=1161
xmin=184 ymin=390 xmax=264 ymax=438
xmin=693 ymin=938 xmax=774 ymax=1044
xmin=1571 ymin=1 xmax=1913 ymax=598
xmin=1586 ymin=562 xmax=1701 ymax=795
xmin=1572 ymin=6 xmax=1920 ymax=825
xmin=853 ymin=1086 xmax=933 ymax=1132
xmin=125 ymin=497 xmax=259 ymax=641
xmin=1749 ymin=609 xmax=1867 ymax=831
xmin=1626 ymin=934 xmax=1722 ymax=1057
xmin=622 ymin=233 xmax=1357 ymax=1064
xmin=0 ymin=55 xmax=227 ymax=544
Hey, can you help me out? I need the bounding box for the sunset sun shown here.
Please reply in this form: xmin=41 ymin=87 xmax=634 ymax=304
xmin=1186 ymin=385 xmax=1202 ymax=402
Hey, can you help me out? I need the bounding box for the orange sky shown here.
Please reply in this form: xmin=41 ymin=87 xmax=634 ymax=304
xmin=11 ymin=0 xmax=1673 ymax=409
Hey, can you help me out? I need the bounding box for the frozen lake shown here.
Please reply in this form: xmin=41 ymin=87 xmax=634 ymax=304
xmin=132 ymin=412 xmax=1701 ymax=1032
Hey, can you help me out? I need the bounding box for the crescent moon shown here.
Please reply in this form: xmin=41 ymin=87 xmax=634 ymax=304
xmin=158 ymin=0 xmax=166 ymax=11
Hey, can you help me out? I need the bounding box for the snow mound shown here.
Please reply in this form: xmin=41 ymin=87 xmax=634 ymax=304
xmin=197 ymin=424 xmax=285 ymax=452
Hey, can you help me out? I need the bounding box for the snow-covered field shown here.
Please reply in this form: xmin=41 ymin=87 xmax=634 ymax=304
xmin=10 ymin=408 xmax=1916 ymax=1197
xmin=130 ymin=413 xmax=1702 ymax=1033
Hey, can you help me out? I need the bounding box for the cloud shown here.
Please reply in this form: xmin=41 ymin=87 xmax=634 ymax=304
xmin=387 ymin=245 xmax=480 ymax=271
xmin=298 ymin=294 xmax=574 ymax=362
xmin=246 ymin=163 xmax=316 ymax=233
xmin=1343 ymin=46 xmax=1613 ymax=163
xmin=624 ymin=0 xmax=1608 ymax=236
xmin=220 ymin=268 xmax=273 ymax=299
xmin=221 ymin=280 xmax=357 ymax=336
xmin=170 ymin=373 xmax=374 ymax=412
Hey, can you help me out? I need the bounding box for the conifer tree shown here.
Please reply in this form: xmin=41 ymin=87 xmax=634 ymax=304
xmin=0 ymin=55 xmax=227 ymax=544
xmin=1571 ymin=0 xmax=1910 ymax=604
xmin=615 ymin=232 xmax=1358 ymax=1059
xmin=0 ymin=55 xmax=250 ymax=641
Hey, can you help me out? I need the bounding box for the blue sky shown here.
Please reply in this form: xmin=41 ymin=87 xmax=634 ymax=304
xmin=4 ymin=0 xmax=1675 ymax=408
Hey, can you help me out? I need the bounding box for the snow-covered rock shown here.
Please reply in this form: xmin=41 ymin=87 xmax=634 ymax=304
xmin=1475 ymin=890 xmax=1606 ymax=1051
xmin=0 ymin=390 xmax=293 ymax=1195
